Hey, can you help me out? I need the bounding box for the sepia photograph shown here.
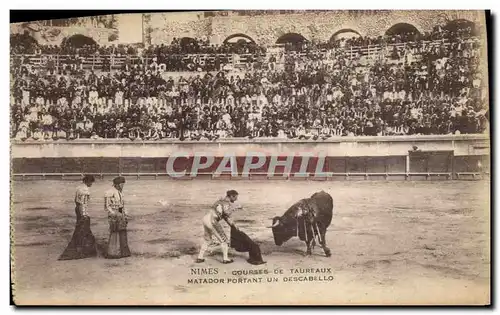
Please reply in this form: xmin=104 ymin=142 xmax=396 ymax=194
xmin=9 ymin=9 xmax=491 ymax=306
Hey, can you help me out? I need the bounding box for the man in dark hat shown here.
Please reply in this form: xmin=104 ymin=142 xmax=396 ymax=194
xmin=104 ymin=176 xmax=131 ymax=259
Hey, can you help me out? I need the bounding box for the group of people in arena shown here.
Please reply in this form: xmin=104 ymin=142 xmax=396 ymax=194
xmin=10 ymin=21 xmax=488 ymax=141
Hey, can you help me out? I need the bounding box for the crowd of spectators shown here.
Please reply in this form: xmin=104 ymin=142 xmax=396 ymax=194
xmin=10 ymin=22 xmax=488 ymax=141
xmin=294 ymin=22 xmax=478 ymax=51
xmin=11 ymin=33 xmax=265 ymax=57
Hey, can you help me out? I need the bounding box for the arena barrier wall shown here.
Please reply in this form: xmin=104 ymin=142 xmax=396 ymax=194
xmin=10 ymin=134 xmax=490 ymax=181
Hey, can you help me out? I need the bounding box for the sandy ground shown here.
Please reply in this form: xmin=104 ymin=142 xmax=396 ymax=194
xmin=11 ymin=179 xmax=490 ymax=305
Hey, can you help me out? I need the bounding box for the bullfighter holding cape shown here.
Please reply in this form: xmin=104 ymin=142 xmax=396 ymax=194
xmin=196 ymin=190 xmax=241 ymax=264
xmin=196 ymin=190 xmax=265 ymax=264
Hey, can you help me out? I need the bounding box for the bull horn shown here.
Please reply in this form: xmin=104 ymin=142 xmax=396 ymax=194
xmin=266 ymin=220 xmax=280 ymax=228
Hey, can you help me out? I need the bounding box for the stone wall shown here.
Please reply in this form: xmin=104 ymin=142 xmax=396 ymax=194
xmin=11 ymin=10 xmax=487 ymax=48
xmin=146 ymin=10 xmax=487 ymax=46
xmin=10 ymin=22 xmax=118 ymax=46
xmin=147 ymin=12 xmax=212 ymax=46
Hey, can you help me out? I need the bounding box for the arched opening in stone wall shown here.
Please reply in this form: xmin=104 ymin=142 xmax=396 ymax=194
xmin=276 ymin=33 xmax=309 ymax=51
xmin=223 ymin=33 xmax=256 ymax=44
xmin=330 ymin=29 xmax=362 ymax=41
xmin=177 ymin=37 xmax=200 ymax=53
xmin=179 ymin=37 xmax=197 ymax=46
xmin=10 ymin=31 xmax=39 ymax=54
xmin=385 ymin=23 xmax=421 ymax=42
xmin=222 ymin=33 xmax=258 ymax=54
xmin=329 ymin=29 xmax=361 ymax=48
xmin=444 ymin=19 xmax=478 ymax=37
xmin=62 ymin=34 xmax=98 ymax=49
xmin=276 ymin=33 xmax=308 ymax=44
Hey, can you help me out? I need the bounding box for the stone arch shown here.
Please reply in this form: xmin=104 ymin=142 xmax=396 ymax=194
xmin=385 ymin=23 xmax=421 ymax=36
xmin=276 ymin=32 xmax=309 ymax=44
xmin=177 ymin=36 xmax=200 ymax=52
xmin=223 ymin=33 xmax=256 ymax=44
xmin=179 ymin=37 xmax=198 ymax=46
xmin=330 ymin=29 xmax=362 ymax=42
xmin=62 ymin=34 xmax=97 ymax=48
xmin=10 ymin=31 xmax=39 ymax=52
xmin=444 ymin=19 xmax=477 ymax=36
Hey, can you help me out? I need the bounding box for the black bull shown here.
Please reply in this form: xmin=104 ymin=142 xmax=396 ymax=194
xmin=268 ymin=191 xmax=333 ymax=257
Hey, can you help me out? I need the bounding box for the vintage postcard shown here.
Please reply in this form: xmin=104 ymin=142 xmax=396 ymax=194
xmin=10 ymin=10 xmax=490 ymax=306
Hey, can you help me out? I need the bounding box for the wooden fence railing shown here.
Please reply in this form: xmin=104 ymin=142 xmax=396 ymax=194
xmin=11 ymin=38 xmax=479 ymax=72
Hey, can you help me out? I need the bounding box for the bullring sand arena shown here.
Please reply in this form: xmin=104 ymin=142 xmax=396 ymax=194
xmin=11 ymin=179 xmax=490 ymax=305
